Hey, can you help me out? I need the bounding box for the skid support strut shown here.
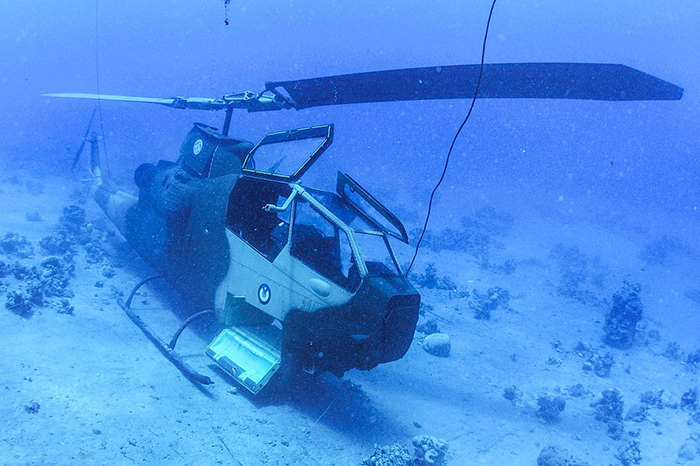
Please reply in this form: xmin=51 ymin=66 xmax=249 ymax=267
xmin=117 ymin=275 xmax=215 ymax=385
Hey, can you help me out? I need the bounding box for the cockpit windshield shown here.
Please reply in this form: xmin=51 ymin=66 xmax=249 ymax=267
xmin=291 ymin=189 xmax=401 ymax=288
xmin=304 ymin=188 xmax=377 ymax=233
xmin=353 ymin=232 xmax=401 ymax=277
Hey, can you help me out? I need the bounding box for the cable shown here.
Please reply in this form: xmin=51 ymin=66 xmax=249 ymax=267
xmin=405 ymin=0 xmax=498 ymax=276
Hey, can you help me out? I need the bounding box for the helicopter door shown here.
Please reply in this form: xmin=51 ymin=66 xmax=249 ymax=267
xmin=241 ymin=124 xmax=333 ymax=182
xmin=336 ymin=172 xmax=409 ymax=244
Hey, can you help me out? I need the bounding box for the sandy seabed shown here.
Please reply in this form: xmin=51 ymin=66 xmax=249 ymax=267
xmin=1 ymin=169 xmax=699 ymax=466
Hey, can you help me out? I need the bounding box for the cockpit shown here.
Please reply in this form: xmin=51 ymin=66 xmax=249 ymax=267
xmin=225 ymin=123 xmax=409 ymax=293
xmin=227 ymin=179 xmax=404 ymax=291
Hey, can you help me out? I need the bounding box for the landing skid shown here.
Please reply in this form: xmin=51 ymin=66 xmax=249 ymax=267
xmin=117 ymin=275 xmax=215 ymax=385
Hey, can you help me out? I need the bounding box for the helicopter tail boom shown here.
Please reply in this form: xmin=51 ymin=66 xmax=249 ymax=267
xmin=81 ymin=130 xmax=136 ymax=236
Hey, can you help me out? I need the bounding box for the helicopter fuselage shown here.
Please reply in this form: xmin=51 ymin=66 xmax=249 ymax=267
xmin=93 ymin=122 xmax=420 ymax=392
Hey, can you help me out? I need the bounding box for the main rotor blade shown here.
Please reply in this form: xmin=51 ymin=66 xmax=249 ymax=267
xmin=43 ymin=93 xmax=229 ymax=110
xmin=267 ymin=63 xmax=684 ymax=109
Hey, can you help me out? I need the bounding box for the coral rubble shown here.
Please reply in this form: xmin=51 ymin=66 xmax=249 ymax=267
xmin=591 ymin=389 xmax=625 ymax=440
xmin=537 ymin=394 xmax=566 ymax=422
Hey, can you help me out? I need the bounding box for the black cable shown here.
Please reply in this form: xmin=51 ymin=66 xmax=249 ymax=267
xmin=405 ymin=0 xmax=498 ymax=276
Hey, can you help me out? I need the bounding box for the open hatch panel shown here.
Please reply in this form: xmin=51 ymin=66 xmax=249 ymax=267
xmin=205 ymin=325 xmax=282 ymax=394
xmin=337 ymin=172 xmax=409 ymax=244
xmin=242 ymin=124 xmax=333 ymax=182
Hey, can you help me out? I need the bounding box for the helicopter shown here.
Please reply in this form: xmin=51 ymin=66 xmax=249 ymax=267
xmin=46 ymin=62 xmax=683 ymax=394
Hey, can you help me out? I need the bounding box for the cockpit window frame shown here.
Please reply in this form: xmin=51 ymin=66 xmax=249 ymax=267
xmin=241 ymin=124 xmax=334 ymax=182
xmin=291 ymin=184 xmax=403 ymax=279
xmin=292 ymin=186 xmax=367 ymax=277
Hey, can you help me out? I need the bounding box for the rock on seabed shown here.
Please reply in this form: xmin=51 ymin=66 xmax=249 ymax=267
xmin=423 ymin=333 xmax=451 ymax=357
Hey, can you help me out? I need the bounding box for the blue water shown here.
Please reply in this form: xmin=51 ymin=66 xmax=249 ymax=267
xmin=3 ymin=1 xmax=698 ymax=215
xmin=2 ymin=1 xmax=699 ymax=464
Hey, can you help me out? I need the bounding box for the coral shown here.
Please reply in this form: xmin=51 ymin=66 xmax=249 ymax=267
xmin=59 ymin=205 xmax=87 ymax=235
xmin=422 ymin=333 xmax=451 ymax=358
xmin=41 ymin=211 xmax=107 ymax=262
xmin=110 ymin=285 xmax=124 ymax=298
xmin=101 ymin=265 xmax=116 ymax=278
xmin=5 ymin=290 xmax=34 ymax=318
xmin=662 ymin=342 xmax=683 ymax=361
xmin=4 ymin=257 xmax=74 ymax=318
xmin=470 ymin=286 xmax=510 ymax=320
xmin=412 ymin=435 xmax=448 ymax=466
xmin=415 ymin=264 xmax=440 ymax=289
xmin=549 ymin=243 xmax=607 ymax=307
xmin=39 ymin=229 xmax=74 ymax=256
xmin=0 ymin=232 xmax=34 ymax=258
xmin=591 ymin=389 xmax=624 ymax=440
xmin=11 ymin=262 xmax=33 ymax=280
xmin=681 ymin=389 xmax=698 ymax=411
xmin=537 ymin=445 xmax=590 ymax=466
xmin=34 ymin=257 xmax=74 ymax=298
xmin=687 ymin=350 xmax=700 ymax=367
xmin=415 ymin=263 xmax=456 ymax=291
xmin=582 ymin=352 xmax=614 ymax=377
xmin=574 ymin=341 xmax=593 ymax=358
xmin=3 ymin=174 xmax=21 ymax=185
xmin=69 ymin=186 xmax=90 ymax=205
xmin=566 ymin=384 xmax=589 ymax=398
xmin=503 ymin=385 xmax=522 ymax=402
xmin=604 ymin=282 xmax=643 ymax=349
xmin=362 ymin=445 xmax=406 ymax=466
xmin=24 ymin=401 xmax=41 ymax=414
xmin=416 ymin=317 xmax=440 ymax=335
xmin=615 ymin=441 xmax=642 ymax=466
xmin=625 ymin=403 xmax=647 ymax=423
xmin=56 ymin=299 xmax=74 ymax=315
xmin=84 ymin=240 xmax=106 ymax=264
xmin=493 ymin=259 xmax=517 ymax=275
xmin=640 ymin=390 xmax=665 ymax=409
xmin=607 ymin=421 xmax=624 ymax=441
xmin=411 ymin=207 xmax=512 ymax=267
xmin=362 ymin=437 xmax=448 ymax=466
xmin=469 ymin=206 xmax=513 ymax=236
xmin=537 ymin=395 xmax=566 ymax=422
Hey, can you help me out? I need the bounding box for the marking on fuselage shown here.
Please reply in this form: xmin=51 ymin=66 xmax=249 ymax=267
xmin=193 ymin=139 xmax=203 ymax=155
xmin=258 ymin=283 xmax=271 ymax=305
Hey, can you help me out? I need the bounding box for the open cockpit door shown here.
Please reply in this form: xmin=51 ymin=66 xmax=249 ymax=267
xmin=336 ymin=172 xmax=409 ymax=244
xmin=242 ymin=124 xmax=333 ymax=182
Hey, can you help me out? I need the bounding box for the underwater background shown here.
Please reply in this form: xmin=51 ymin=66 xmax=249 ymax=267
xmin=1 ymin=1 xmax=699 ymax=465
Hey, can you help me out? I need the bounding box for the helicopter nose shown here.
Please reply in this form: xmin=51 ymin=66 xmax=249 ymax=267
xmin=379 ymin=293 xmax=421 ymax=362
xmin=349 ymin=291 xmax=419 ymax=370
xmin=281 ymin=277 xmax=420 ymax=375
